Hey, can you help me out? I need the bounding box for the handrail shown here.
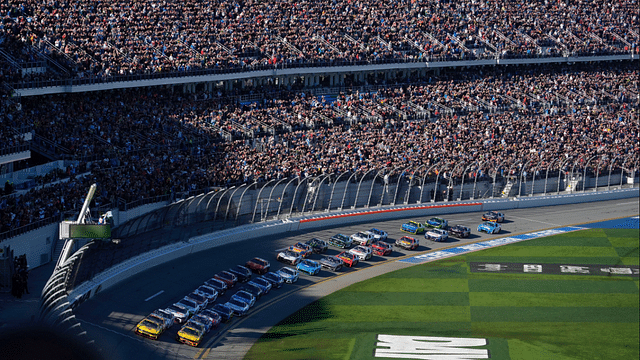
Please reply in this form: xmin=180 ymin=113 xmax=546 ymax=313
xmin=447 ymin=33 xmax=469 ymax=53
xmin=422 ymin=31 xmax=445 ymax=48
xmin=0 ymin=215 xmax=62 ymax=242
xmin=274 ymin=35 xmax=304 ymax=56
xmin=29 ymin=45 xmax=71 ymax=76
xmin=493 ymin=30 xmax=518 ymax=48
xmin=0 ymin=143 xmax=30 ymax=157
xmin=313 ymin=36 xmax=342 ymax=55
xmin=607 ymin=31 xmax=632 ymax=47
xmin=343 ymin=35 xmax=367 ymax=51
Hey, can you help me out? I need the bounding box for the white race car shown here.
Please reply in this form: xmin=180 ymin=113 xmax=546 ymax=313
xmin=368 ymin=228 xmax=388 ymax=241
xmin=277 ymin=249 xmax=303 ymax=265
xmin=349 ymin=245 xmax=373 ymax=260
xmin=350 ymin=231 xmax=376 ymax=246
xmin=425 ymin=228 xmax=449 ymax=242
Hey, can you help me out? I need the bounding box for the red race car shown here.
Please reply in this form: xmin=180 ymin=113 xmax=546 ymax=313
xmin=370 ymin=241 xmax=393 ymax=256
xmin=245 ymin=257 xmax=271 ymax=274
xmin=336 ymin=252 xmax=359 ymax=267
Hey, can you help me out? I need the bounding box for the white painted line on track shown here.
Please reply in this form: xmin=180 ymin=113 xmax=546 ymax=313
xmin=144 ymin=290 xmax=164 ymax=302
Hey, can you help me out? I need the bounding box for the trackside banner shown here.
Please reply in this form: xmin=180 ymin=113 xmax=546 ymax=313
xmin=399 ymin=226 xmax=585 ymax=264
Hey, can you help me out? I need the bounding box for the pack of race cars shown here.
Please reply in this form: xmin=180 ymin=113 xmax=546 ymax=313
xmin=135 ymin=257 xmax=293 ymax=347
xmin=401 ymin=211 xmax=506 ymax=239
xmin=136 ymin=211 xmax=505 ymax=346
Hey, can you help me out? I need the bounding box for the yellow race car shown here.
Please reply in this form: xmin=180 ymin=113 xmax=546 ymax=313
xmin=176 ymin=324 xmax=204 ymax=347
xmin=135 ymin=317 xmax=165 ymax=340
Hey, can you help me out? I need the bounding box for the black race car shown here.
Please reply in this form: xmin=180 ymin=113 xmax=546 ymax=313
xmin=228 ymin=265 xmax=252 ymax=283
xmin=448 ymin=225 xmax=471 ymax=238
xmin=306 ymin=238 xmax=329 ymax=254
xmin=482 ymin=211 xmax=505 ymax=222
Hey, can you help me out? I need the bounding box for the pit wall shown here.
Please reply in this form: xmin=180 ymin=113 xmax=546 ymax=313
xmin=67 ymin=187 xmax=638 ymax=305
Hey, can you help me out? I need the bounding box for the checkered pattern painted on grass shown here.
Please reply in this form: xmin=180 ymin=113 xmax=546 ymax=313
xmin=246 ymin=228 xmax=639 ymax=360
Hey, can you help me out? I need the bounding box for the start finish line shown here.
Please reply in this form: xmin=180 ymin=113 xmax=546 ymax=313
xmin=399 ymin=226 xmax=586 ymax=265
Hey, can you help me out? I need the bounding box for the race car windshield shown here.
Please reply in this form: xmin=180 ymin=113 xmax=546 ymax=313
xmin=193 ymin=316 xmax=210 ymax=325
xmin=237 ymin=291 xmax=252 ymax=299
xmin=229 ymin=299 xmax=247 ymax=307
xmin=181 ymin=327 xmax=200 ymax=336
xmin=198 ymin=286 xmax=214 ymax=295
xmin=190 ymin=293 xmax=206 ymax=300
xmin=167 ymin=305 xmax=185 ymax=314
xmin=181 ymin=299 xmax=197 ymax=308
xmin=281 ymin=268 xmax=296 ymax=275
xmin=234 ymin=265 xmax=249 ymax=273
xmin=264 ymin=272 xmax=280 ymax=280
xmin=214 ymin=304 xmax=230 ymax=312
xmin=140 ymin=320 xmax=161 ymax=329
xmin=203 ymin=311 xmax=220 ymax=320
xmin=252 ymin=258 xmax=267 ymax=266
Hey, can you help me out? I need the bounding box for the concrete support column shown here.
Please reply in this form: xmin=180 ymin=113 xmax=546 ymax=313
xmin=329 ymin=74 xmax=335 ymax=87
xmin=314 ymin=75 xmax=320 ymax=86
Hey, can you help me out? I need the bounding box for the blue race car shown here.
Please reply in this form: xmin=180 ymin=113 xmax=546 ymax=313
xmin=401 ymin=221 xmax=426 ymax=234
xmin=277 ymin=267 xmax=299 ymax=283
xmin=426 ymin=217 xmax=448 ymax=229
xmin=297 ymin=259 xmax=321 ymax=275
xmin=225 ymin=298 xmax=250 ymax=316
xmin=261 ymin=272 xmax=284 ymax=289
xmin=477 ymin=221 xmax=502 ymax=234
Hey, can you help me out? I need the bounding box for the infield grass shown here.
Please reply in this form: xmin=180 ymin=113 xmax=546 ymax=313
xmin=245 ymin=228 xmax=639 ymax=360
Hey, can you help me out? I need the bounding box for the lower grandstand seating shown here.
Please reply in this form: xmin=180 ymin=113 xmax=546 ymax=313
xmin=0 ymin=61 xmax=638 ymax=239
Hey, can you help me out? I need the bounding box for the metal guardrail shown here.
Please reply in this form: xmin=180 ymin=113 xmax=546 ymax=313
xmin=0 ymin=143 xmax=30 ymax=157
xmin=0 ymin=215 xmax=62 ymax=242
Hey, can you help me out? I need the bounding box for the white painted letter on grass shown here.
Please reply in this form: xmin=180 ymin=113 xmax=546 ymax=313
xmin=375 ymin=335 xmax=489 ymax=359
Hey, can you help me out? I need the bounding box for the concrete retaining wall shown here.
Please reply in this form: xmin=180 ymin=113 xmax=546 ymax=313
xmin=1 ymin=223 xmax=58 ymax=268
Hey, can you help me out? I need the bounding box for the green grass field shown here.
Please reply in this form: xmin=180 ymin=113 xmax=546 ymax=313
xmin=245 ymin=228 xmax=639 ymax=360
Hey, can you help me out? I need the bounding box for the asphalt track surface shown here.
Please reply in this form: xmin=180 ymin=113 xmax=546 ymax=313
xmin=73 ymin=198 xmax=639 ymax=360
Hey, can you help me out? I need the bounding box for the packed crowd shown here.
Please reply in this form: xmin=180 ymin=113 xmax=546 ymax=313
xmin=0 ymin=101 xmax=28 ymax=153
xmin=1 ymin=61 xmax=638 ymax=236
xmin=0 ymin=0 xmax=638 ymax=83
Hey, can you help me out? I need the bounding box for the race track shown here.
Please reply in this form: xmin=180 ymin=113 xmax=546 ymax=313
xmin=73 ymin=198 xmax=639 ymax=360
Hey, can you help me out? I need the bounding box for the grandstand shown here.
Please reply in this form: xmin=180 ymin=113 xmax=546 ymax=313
xmin=0 ymin=2 xmax=638 ymax=358
xmin=0 ymin=0 xmax=638 ymax=268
